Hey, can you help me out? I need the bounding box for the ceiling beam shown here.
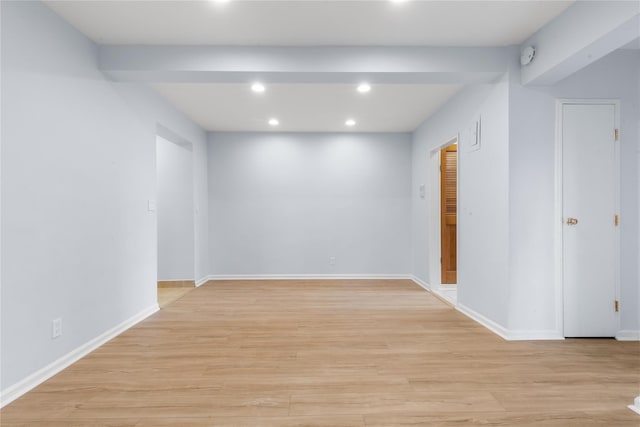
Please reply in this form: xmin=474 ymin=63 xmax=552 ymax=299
xmin=98 ymin=46 xmax=509 ymax=84
xmin=520 ymin=1 xmax=640 ymax=86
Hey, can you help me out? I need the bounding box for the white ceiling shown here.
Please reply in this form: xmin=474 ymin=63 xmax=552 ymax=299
xmin=46 ymin=0 xmax=575 ymax=132
xmin=152 ymin=83 xmax=463 ymax=132
xmin=46 ymin=0 xmax=573 ymax=47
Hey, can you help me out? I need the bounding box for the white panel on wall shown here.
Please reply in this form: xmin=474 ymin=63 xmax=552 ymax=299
xmin=156 ymin=136 xmax=195 ymax=281
xmin=208 ymin=133 xmax=412 ymax=276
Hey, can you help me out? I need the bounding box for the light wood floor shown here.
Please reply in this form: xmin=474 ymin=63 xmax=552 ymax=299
xmin=2 ymin=280 xmax=639 ymax=426
xmin=158 ymin=286 xmax=194 ymax=308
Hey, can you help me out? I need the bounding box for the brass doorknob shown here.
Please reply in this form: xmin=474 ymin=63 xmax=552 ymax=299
xmin=567 ymin=217 xmax=578 ymax=225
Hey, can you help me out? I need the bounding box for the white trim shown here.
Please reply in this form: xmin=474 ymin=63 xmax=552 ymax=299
xmin=195 ymin=276 xmax=209 ymax=287
xmin=616 ymin=330 xmax=640 ymax=341
xmin=428 ymin=149 xmax=442 ymax=287
xmin=507 ymin=330 xmax=565 ymax=341
xmin=0 ymin=303 xmax=159 ymax=408
xmin=628 ymin=396 xmax=640 ymax=416
xmin=455 ymin=301 xmax=563 ymax=341
xmin=456 ymin=303 xmax=509 ymax=340
xmin=208 ymin=275 xmax=430 ymax=291
xmin=208 ymin=274 xmax=430 ymax=289
xmin=409 ymin=275 xmax=432 ymax=292
xmin=431 ymin=287 xmax=457 ymax=307
xmin=554 ymin=100 xmax=564 ymax=338
xmin=432 ymin=283 xmax=458 ymax=307
xmin=206 ymin=274 xmax=413 ymax=281
xmin=555 ymin=99 xmax=621 ymax=338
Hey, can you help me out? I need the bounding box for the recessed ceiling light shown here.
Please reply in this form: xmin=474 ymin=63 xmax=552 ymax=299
xmin=212 ymin=0 xmax=230 ymax=3
xmin=345 ymin=119 xmax=356 ymax=127
xmin=251 ymin=83 xmax=265 ymax=93
xmin=268 ymin=118 xmax=279 ymax=126
xmin=390 ymin=0 xmax=407 ymax=3
xmin=357 ymin=83 xmax=371 ymax=93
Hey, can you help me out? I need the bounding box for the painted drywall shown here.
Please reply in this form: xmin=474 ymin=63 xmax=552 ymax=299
xmin=411 ymin=78 xmax=511 ymax=328
xmin=208 ymin=132 xmax=412 ymax=276
xmin=508 ymin=49 xmax=640 ymax=333
xmin=411 ymin=48 xmax=639 ymax=337
xmin=520 ymin=1 xmax=639 ymax=85
xmin=1 ymin=1 xmax=208 ymax=392
xmin=507 ymin=68 xmax=557 ymax=334
xmin=156 ymin=136 xmax=195 ymax=281
xmin=0 ymin=3 xmax=3 ymax=380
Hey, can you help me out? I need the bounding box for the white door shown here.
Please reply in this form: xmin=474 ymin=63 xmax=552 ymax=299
xmin=562 ymin=103 xmax=618 ymax=337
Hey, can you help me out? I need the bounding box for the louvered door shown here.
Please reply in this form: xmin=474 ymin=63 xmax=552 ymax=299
xmin=440 ymin=145 xmax=457 ymax=284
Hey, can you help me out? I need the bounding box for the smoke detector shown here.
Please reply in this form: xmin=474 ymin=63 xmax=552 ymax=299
xmin=520 ymin=46 xmax=536 ymax=66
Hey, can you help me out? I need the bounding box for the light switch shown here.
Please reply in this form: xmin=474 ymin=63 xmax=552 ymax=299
xmin=148 ymin=199 xmax=157 ymax=212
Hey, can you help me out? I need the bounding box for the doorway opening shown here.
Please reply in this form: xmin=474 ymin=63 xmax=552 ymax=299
xmin=428 ymin=135 xmax=458 ymax=306
xmin=156 ymin=133 xmax=196 ymax=308
xmin=440 ymin=144 xmax=458 ymax=285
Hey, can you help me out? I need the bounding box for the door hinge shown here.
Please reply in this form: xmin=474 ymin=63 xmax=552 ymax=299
xmin=615 ymin=214 xmax=619 ymax=226
xmin=614 ymin=129 xmax=619 ymax=141
xmin=615 ymin=300 xmax=619 ymax=312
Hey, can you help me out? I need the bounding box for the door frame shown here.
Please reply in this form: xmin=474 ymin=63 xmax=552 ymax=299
xmin=428 ymin=135 xmax=459 ymax=290
xmin=554 ymin=99 xmax=621 ymax=337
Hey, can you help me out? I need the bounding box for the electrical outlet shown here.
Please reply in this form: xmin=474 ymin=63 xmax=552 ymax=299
xmin=52 ymin=318 xmax=62 ymax=339
xmin=329 ymin=256 xmax=336 ymax=266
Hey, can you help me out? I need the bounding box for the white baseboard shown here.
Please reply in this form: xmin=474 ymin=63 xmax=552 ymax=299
xmin=456 ymin=304 xmax=564 ymax=341
xmin=431 ymin=288 xmax=457 ymax=307
xmin=0 ymin=303 xmax=159 ymax=408
xmin=456 ymin=303 xmax=509 ymax=340
xmin=206 ymin=274 xmax=412 ymax=281
xmin=195 ymin=276 xmax=209 ymax=287
xmin=616 ymin=330 xmax=640 ymax=341
xmin=409 ymin=275 xmax=432 ymax=292
xmin=507 ymin=329 xmax=564 ymax=341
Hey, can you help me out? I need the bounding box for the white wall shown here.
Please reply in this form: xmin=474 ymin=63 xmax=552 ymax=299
xmin=411 ymin=49 xmax=639 ymax=337
xmin=156 ymin=136 xmax=195 ymax=281
xmin=206 ymin=49 xmax=638 ymax=336
xmin=507 ymin=72 xmax=557 ymax=334
xmin=411 ymin=78 xmax=511 ymax=328
xmin=508 ymin=49 xmax=640 ymax=334
xmin=637 ymin=50 xmax=640 ymax=336
xmin=1 ymin=1 xmax=208 ymax=392
xmin=208 ymin=132 xmax=412 ymax=276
